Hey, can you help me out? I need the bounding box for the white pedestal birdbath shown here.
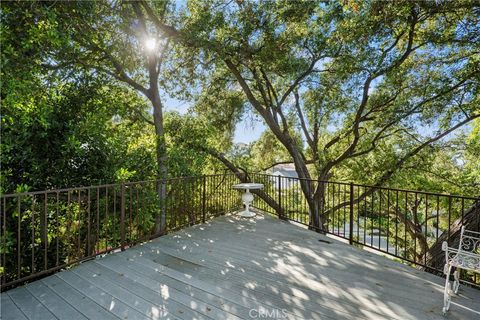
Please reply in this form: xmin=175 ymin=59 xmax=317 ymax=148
xmin=233 ymin=183 xmax=264 ymax=218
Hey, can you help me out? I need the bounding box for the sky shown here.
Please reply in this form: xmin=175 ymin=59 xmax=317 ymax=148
xmin=162 ymin=93 xmax=265 ymax=144
xmin=233 ymin=117 xmax=266 ymax=144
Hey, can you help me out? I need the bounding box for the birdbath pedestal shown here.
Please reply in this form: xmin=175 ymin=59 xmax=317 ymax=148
xmin=233 ymin=183 xmax=264 ymax=218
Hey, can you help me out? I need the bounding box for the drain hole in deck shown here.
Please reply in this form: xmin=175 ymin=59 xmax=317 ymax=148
xmin=318 ymin=239 xmax=331 ymax=244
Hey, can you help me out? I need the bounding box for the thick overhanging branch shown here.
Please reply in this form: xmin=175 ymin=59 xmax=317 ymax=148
xmin=322 ymin=70 xmax=473 ymax=170
xmin=260 ymin=159 xmax=316 ymax=172
xmin=321 ymin=12 xmax=421 ymax=175
xmin=294 ymin=90 xmax=316 ymax=153
xmin=278 ymin=57 xmax=319 ymax=107
xmin=186 ymin=143 xmax=286 ymax=217
xmin=321 ymin=113 xmax=480 ymax=216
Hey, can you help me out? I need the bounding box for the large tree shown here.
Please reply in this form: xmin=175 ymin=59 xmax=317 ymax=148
xmin=1 ymin=1 xmax=187 ymax=233
xmin=139 ymin=0 xmax=480 ymax=231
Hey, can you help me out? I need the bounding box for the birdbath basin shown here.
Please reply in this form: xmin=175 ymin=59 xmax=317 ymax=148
xmin=233 ymin=183 xmax=264 ymax=218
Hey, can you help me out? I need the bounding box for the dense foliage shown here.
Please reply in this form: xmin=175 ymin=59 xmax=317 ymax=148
xmin=1 ymin=0 xmax=479 ymax=285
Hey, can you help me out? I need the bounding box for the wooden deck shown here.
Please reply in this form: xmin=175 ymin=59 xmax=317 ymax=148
xmin=2 ymin=212 xmax=480 ymax=320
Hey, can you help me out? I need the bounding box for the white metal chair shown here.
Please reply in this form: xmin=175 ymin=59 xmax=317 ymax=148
xmin=442 ymin=226 xmax=480 ymax=314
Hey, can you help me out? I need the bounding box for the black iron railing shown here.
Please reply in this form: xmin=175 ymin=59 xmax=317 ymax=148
xmin=249 ymin=173 xmax=480 ymax=288
xmin=0 ymin=174 xmax=242 ymax=290
xmin=2 ymin=172 xmax=479 ymax=291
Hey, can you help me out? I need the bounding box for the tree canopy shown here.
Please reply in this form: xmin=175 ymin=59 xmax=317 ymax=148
xmin=1 ymin=0 xmax=479 ymax=226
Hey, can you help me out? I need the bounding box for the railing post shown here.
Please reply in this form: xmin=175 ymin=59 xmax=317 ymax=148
xmin=349 ymin=182 xmax=354 ymax=245
xmin=447 ymin=194 xmax=452 ymax=246
xmin=120 ymin=183 xmax=126 ymax=251
xmin=202 ymin=176 xmax=207 ymax=223
xmin=277 ymin=175 xmax=282 ymax=219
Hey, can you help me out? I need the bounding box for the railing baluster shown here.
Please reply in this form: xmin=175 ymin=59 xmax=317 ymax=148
xmin=77 ymin=189 xmax=81 ymax=257
xmin=326 ymin=182 xmax=330 ymax=233
xmin=461 ymin=197 xmax=465 ymax=224
xmin=349 ymin=183 xmax=354 ymax=245
xmin=87 ymin=188 xmax=91 ymax=256
xmin=404 ymin=191 xmax=408 ymax=260
xmin=371 ymin=189 xmax=374 ymax=247
xmin=202 ymin=176 xmax=207 ymax=223
xmin=277 ymin=175 xmax=281 ymax=219
xmin=435 ymin=195 xmax=439 ymax=242
xmin=363 ymin=187 xmax=367 ymax=245
xmin=386 ymin=189 xmax=390 ymax=254
xmin=96 ymin=188 xmax=100 ymax=254
xmin=56 ymin=192 xmax=59 ymax=267
xmin=357 ymin=185 xmax=360 ymax=242
xmin=17 ymin=196 xmax=21 ymax=280
xmin=2 ymin=197 xmax=6 ymax=285
xmin=105 ymin=187 xmax=108 ymax=251
xmin=447 ymin=195 xmax=452 ymax=245
xmin=31 ymin=195 xmax=35 ymax=274
xmin=113 ymin=187 xmax=116 ymax=248
xmin=332 ymin=184 xmax=335 ymax=235
xmin=135 ymin=186 xmax=139 ymax=241
xmin=43 ymin=193 xmax=48 ymax=271
xmin=129 ymin=185 xmax=132 ymax=243
xmin=343 ymin=183 xmax=347 ymax=238
xmin=414 ymin=193 xmax=417 ymax=262
xmin=379 ymin=189 xmax=382 ymax=250
xmin=120 ymin=183 xmax=125 ymax=251
xmin=395 ymin=190 xmax=399 ymax=257
xmin=424 ymin=194 xmax=428 ymax=266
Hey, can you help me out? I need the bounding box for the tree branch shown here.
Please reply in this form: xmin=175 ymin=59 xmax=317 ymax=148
xmin=260 ymin=159 xmax=316 ymax=172
xmin=278 ymin=57 xmax=319 ymax=107
xmin=294 ymin=90 xmax=315 ymax=150
xmin=139 ymin=0 xmax=183 ymax=40
xmin=323 ymin=113 xmax=480 ymax=216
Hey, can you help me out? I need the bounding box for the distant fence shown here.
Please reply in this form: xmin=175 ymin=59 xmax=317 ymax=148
xmin=249 ymin=173 xmax=480 ymax=288
xmin=0 ymin=174 xmax=242 ymax=290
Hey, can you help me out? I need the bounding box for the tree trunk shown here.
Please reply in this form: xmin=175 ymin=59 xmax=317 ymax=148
xmin=279 ymin=135 xmax=321 ymax=231
xmin=311 ymin=180 xmax=327 ymax=232
xmin=150 ymin=89 xmax=167 ymax=235
xmin=425 ymin=201 xmax=480 ymax=271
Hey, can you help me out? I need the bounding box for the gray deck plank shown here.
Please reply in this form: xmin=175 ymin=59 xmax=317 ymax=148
xmin=163 ymin=216 xmax=480 ymax=309
xmin=148 ymin=243 xmax=414 ymax=317
xmin=155 ymin=232 xmax=452 ymax=307
xmin=89 ymin=258 xmax=248 ymax=319
xmin=70 ymin=264 xmax=182 ymax=320
xmin=73 ymin=262 xmax=215 ymax=320
xmin=174 ymin=217 xmax=438 ymax=277
xmin=1 ymin=293 xmax=28 ymax=320
xmin=120 ymin=246 xmax=359 ymax=320
xmin=55 ymin=271 xmax=151 ymax=320
xmin=136 ymin=240 xmax=410 ymax=320
xmin=40 ymin=275 xmax=120 ymax=320
xmin=113 ymin=250 xmax=333 ymax=320
xmin=6 ymin=287 xmax=57 ymax=320
xmin=2 ymin=212 xmax=480 ymax=320
xmin=98 ymin=254 xmax=270 ymax=314
xmin=145 ymin=215 xmax=480 ymax=320
xmin=24 ymin=281 xmax=88 ymax=320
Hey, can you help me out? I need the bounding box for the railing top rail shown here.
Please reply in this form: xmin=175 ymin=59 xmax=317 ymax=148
xmin=251 ymin=173 xmax=480 ymax=201
xmin=1 ymin=171 xmax=477 ymax=201
xmin=0 ymin=173 xmax=238 ymax=198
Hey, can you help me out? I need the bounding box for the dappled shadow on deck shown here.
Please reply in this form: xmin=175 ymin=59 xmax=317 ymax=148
xmin=2 ymin=212 xmax=480 ymax=319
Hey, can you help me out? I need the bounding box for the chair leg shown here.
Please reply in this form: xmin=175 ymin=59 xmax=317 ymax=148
xmin=453 ymin=268 xmax=460 ymax=294
xmin=443 ymin=264 xmax=453 ymax=314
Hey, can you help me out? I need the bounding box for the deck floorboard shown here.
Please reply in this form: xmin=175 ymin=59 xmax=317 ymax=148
xmin=7 ymin=286 xmax=57 ymax=320
xmin=2 ymin=212 xmax=480 ymax=319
